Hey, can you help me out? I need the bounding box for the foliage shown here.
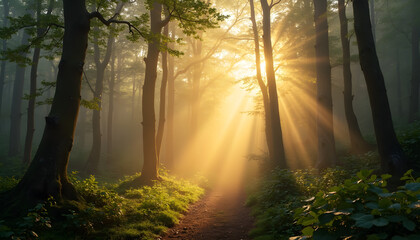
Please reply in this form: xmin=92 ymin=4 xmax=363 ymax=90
xmin=338 ymin=151 xmax=381 ymax=174
xmin=293 ymin=169 xmax=420 ymax=240
xmin=398 ymin=121 xmax=420 ymax=170
xmin=0 ymin=176 xmax=19 ymax=192
xmin=0 ymin=172 xmax=204 ymax=240
xmin=246 ymin=168 xmax=350 ymax=240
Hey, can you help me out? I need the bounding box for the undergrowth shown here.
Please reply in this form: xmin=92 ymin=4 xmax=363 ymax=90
xmin=0 ymin=171 xmax=204 ymax=239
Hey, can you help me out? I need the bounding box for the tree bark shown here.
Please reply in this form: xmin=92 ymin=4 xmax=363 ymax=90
xmin=353 ymin=0 xmax=408 ymax=176
xmin=250 ymin=0 xmax=274 ymax=161
xmin=140 ymin=1 xmax=164 ymax=183
xmin=191 ymin=37 xmax=203 ymax=136
xmin=338 ymin=0 xmax=369 ymax=154
xmin=23 ymin=0 xmax=55 ymax=166
xmin=369 ymin=0 xmax=376 ymax=42
xmin=156 ymin=20 xmax=169 ymax=159
xmin=260 ymin=0 xmax=286 ymax=168
xmin=409 ymin=21 xmax=420 ymax=122
xmin=9 ymin=29 xmax=31 ymax=157
xmin=0 ymin=0 xmax=89 ymax=216
xmin=313 ymin=0 xmax=336 ymax=169
xmin=0 ymin=0 xmax=9 ymax=116
xmin=165 ymin=23 xmax=175 ymax=170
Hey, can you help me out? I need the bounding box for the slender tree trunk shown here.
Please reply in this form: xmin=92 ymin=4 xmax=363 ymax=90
xmin=250 ymin=0 xmax=273 ymax=160
xmin=369 ymin=0 xmax=376 ymax=42
xmin=107 ymin=51 xmax=115 ymax=164
xmin=353 ymin=0 xmax=408 ymax=176
xmin=85 ymin=19 xmax=117 ymax=174
xmin=260 ymin=0 xmax=286 ymax=168
xmin=9 ymin=30 xmax=31 ymax=157
xmin=0 ymin=0 xmax=9 ymax=115
xmin=396 ymin=48 xmax=403 ymax=117
xmin=313 ymin=0 xmax=336 ymax=169
xmin=140 ymin=1 xmax=164 ymax=183
xmin=156 ymin=20 xmax=169 ymax=159
xmin=23 ymin=0 xmax=54 ymax=165
xmin=165 ymin=23 xmax=175 ymax=170
xmin=409 ymin=22 xmax=420 ymax=122
xmin=0 ymin=0 xmax=89 ymax=216
xmin=338 ymin=0 xmax=369 ymax=154
xmin=191 ymin=37 xmax=203 ymax=136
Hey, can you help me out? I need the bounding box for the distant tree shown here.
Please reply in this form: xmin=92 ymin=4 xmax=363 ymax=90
xmin=409 ymin=0 xmax=420 ymax=122
xmin=338 ymin=0 xmax=369 ymax=154
xmin=249 ymin=0 xmax=273 ymax=164
xmin=0 ymin=0 xmax=9 ymax=114
xmin=313 ymin=0 xmax=336 ymax=169
xmin=23 ymin=0 xmax=55 ymax=165
xmin=260 ymin=0 xmax=286 ymax=168
xmin=165 ymin=22 xmax=175 ymax=170
xmin=352 ymin=0 xmax=408 ymax=176
xmin=84 ymin=2 xmax=124 ymax=175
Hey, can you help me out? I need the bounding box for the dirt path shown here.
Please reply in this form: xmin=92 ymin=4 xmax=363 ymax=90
xmin=160 ymin=187 xmax=254 ymax=240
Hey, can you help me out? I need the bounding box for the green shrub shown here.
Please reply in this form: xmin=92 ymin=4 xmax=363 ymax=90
xmin=0 ymin=176 xmax=19 ymax=192
xmin=293 ymin=169 xmax=420 ymax=240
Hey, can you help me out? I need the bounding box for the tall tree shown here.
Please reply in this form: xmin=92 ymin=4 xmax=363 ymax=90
xmin=409 ymin=1 xmax=420 ymax=122
xmin=85 ymin=2 xmax=123 ymax=174
xmin=165 ymin=22 xmax=175 ymax=170
xmin=260 ymin=0 xmax=286 ymax=168
xmin=9 ymin=24 xmax=31 ymax=157
xmin=338 ymin=0 xmax=369 ymax=153
xmin=23 ymin=0 xmax=55 ymax=165
xmin=0 ymin=0 xmax=9 ymax=114
xmin=107 ymin=47 xmax=116 ymax=164
xmin=313 ymin=0 xmax=336 ymax=169
xmin=352 ymin=0 xmax=408 ymax=176
xmin=249 ymin=0 xmax=274 ymax=164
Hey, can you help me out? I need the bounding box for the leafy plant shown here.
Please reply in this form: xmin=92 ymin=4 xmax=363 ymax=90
xmin=293 ymin=169 xmax=420 ymax=239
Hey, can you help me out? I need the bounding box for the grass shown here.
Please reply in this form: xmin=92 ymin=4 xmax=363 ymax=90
xmin=0 ymin=170 xmax=204 ymax=240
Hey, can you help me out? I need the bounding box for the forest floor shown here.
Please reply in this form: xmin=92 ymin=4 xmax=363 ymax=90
xmin=160 ymin=184 xmax=254 ymax=240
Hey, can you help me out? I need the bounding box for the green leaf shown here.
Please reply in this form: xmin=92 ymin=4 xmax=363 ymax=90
xmin=372 ymin=217 xmax=389 ymax=227
xmin=387 ymin=215 xmax=404 ymax=223
xmin=389 ymin=203 xmax=401 ymax=210
xmin=405 ymin=183 xmax=420 ymax=192
xmin=318 ymin=212 xmax=334 ymax=225
xmin=354 ymin=214 xmax=374 ymax=229
xmin=313 ymin=228 xmax=337 ymax=240
xmin=403 ymin=219 xmax=416 ymax=231
xmin=302 ymin=226 xmax=314 ymax=236
xmin=366 ymin=202 xmax=379 ymax=209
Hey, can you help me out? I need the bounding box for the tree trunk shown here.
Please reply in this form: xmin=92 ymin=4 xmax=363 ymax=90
xmin=9 ymin=30 xmax=31 ymax=157
xmin=23 ymin=0 xmax=55 ymax=166
xmin=165 ymin=23 xmax=175 ymax=170
xmin=0 ymin=0 xmax=89 ymax=216
xmin=409 ymin=22 xmax=420 ymax=122
xmin=338 ymin=0 xmax=369 ymax=154
xmin=191 ymin=37 xmax=203 ymax=136
xmin=396 ymin=48 xmax=403 ymax=117
xmin=156 ymin=20 xmax=169 ymax=159
xmin=313 ymin=0 xmax=336 ymax=169
xmin=107 ymin=51 xmax=115 ymax=165
xmin=85 ymin=24 xmax=115 ymax=174
xmin=260 ymin=0 xmax=286 ymax=168
xmin=250 ymin=0 xmax=273 ymax=161
xmin=140 ymin=1 xmax=164 ymax=183
xmin=353 ymin=0 xmax=408 ymax=176
xmin=369 ymin=0 xmax=376 ymax=42
xmin=0 ymin=0 xmax=9 ymax=115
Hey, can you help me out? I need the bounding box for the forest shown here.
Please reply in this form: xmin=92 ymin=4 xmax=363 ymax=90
xmin=0 ymin=0 xmax=419 ymax=239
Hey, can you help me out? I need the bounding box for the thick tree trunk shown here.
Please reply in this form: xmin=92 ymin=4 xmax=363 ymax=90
xmin=140 ymin=2 xmax=163 ymax=183
xmin=313 ymin=0 xmax=336 ymax=169
xmin=9 ymin=31 xmax=31 ymax=157
xmin=353 ymin=0 xmax=408 ymax=176
xmin=338 ymin=0 xmax=369 ymax=154
xmin=250 ymin=0 xmax=273 ymax=160
xmin=0 ymin=0 xmax=9 ymax=115
xmin=369 ymin=0 xmax=375 ymax=42
xmin=165 ymin=23 xmax=175 ymax=170
xmin=260 ymin=0 xmax=286 ymax=168
xmin=156 ymin=22 xmax=169 ymax=159
xmin=409 ymin=22 xmax=420 ymax=122
xmin=0 ymin=0 xmax=89 ymax=216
